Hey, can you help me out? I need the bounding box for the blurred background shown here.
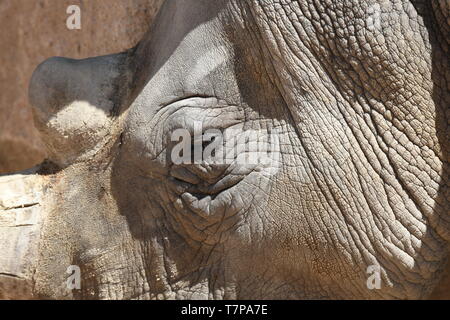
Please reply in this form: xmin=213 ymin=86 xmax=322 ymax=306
xmin=0 ymin=0 xmax=163 ymax=174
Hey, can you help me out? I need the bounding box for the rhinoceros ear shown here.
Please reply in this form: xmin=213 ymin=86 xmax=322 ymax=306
xmin=28 ymin=53 xmax=128 ymax=168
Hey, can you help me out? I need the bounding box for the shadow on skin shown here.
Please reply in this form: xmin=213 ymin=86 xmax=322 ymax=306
xmin=415 ymin=0 xmax=450 ymax=299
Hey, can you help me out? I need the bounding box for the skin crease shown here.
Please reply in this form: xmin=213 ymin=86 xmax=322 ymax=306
xmin=7 ymin=0 xmax=448 ymax=299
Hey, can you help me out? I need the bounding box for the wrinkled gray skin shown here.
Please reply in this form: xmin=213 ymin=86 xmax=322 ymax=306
xmin=25 ymin=0 xmax=449 ymax=299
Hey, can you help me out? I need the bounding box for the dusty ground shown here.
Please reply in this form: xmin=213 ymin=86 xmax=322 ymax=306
xmin=0 ymin=0 xmax=163 ymax=173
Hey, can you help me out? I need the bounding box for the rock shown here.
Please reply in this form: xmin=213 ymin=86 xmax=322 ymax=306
xmin=0 ymin=0 xmax=163 ymax=174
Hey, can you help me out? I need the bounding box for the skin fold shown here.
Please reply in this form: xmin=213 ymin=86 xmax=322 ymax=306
xmin=1 ymin=0 xmax=447 ymax=299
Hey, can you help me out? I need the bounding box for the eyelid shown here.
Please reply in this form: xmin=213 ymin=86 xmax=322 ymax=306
xmin=166 ymin=103 xmax=245 ymax=135
xmin=162 ymin=96 xmax=223 ymax=109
